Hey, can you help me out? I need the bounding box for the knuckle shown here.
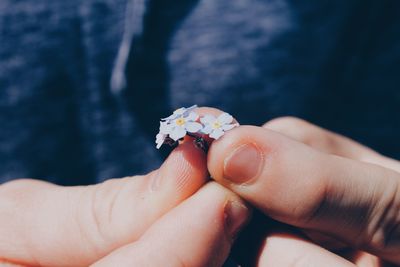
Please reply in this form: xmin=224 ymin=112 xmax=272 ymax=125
xmin=90 ymin=183 xmax=109 ymax=242
xmin=94 ymin=179 xmax=122 ymax=233
xmin=292 ymin=174 xmax=329 ymax=224
xmin=264 ymin=117 xmax=339 ymax=152
xmin=74 ymin=186 xmax=104 ymax=255
xmin=75 ymin=179 xmax=124 ymax=255
xmin=367 ymin=179 xmax=400 ymax=252
xmin=264 ymin=117 xmax=316 ymax=143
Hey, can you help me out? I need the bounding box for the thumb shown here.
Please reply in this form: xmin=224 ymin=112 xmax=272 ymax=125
xmin=208 ymin=126 xmax=400 ymax=264
xmin=0 ymin=142 xmax=208 ymax=267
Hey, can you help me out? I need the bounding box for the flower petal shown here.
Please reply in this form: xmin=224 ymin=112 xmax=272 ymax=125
xmin=162 ymin=113 xmax=178 ymax=121
xmin=210 ymin=128 xmax=225 ymax=140
xmin=156 ymin=133 xmax=166 ymax=149
xmin=185 ymin=122 xmax=202 ymax=133
xmin=174 ymin=107 xmax=186 ymax=115
xmin=185 ymin=105 xmax=198 ymax=113
xmin=156 ymin=142 xmax=163 ymax=149
xmin=221 ymin=123 xmax=239 ymax=131
xmin=169 ymin=126 xmax=186 ymax=141
xmin=162 ymin=105 xmax=198 ymax=121
xmin=218 ymin=113 xmax=233 ymax=124
xmin=181 ymin=105 xmax=197 ymax=117
xmin=200 ymin=115 xmax=216 ymax=124
xmin=187 ymin=112 xmax=199 ymax=122
xmin=201 ymin=125 xmax=213 ymax=134
xmin=159 ymin=122 xmax=173 ymax=134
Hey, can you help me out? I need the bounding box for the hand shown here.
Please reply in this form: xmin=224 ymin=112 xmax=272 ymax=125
xmin=0 ymin=141 xmax=250 ymax=266
xmin=207 ymin=116 xmax=400 ymax=266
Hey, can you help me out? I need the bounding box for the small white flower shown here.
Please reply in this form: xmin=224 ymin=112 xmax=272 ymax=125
xmin=200 ymin=113 xmax=239 ymax=140
xmin=156 ymin=106 xmax=238 ymax=149
xmin=155 ymin=106 xmax=203 ymax=148
xmin=168 ymin=111 xmax=202 ymax=141
xmin=155 ymin=121 xmax=172 ymax=149
xmin=162 ymin=105 xmax=198 ymax=122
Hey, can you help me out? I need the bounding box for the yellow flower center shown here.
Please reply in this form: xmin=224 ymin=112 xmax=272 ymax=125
xmin=212 ymin=121 xmax=221 ymax=129
xmin=175 ymin=118 xmax=186 ymax=126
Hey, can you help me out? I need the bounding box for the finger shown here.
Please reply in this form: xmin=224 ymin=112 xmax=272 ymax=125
xmin=351 ymin=252 xmax=381 ymax=267
xmin=257 ymin=233 xmax=355 ymax=267
xmin=195 ymin=107 xmax=240 ymax=144
xmin=264 ymin=117 xmax=400 ymax=250
xmin=92 ymin=183 xmax=250 ymax=267
xmin=263 ymin=117 xmax=400 ymax=173
xmin=0 ymin=141 xmax=208 ymax=266
xmin=208 ymin=126 xmax=400 ymax=264
xmin=302 ymin=229 xmax=349 ymax=251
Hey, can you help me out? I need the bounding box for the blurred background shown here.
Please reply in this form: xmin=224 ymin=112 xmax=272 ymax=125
xmin=0 ymin=0 xmax=399 ymax=187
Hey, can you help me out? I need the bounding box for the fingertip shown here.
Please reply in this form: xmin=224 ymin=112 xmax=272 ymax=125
xmin=207 ymin=125 xmax=272 ymax=187
xmin=160 ymin=106 xmax=241 ymax=189
xmin=160 ymin=140 xmax=208 ymax=195
xmin=206 ymin=125 xmax=327 ymax=224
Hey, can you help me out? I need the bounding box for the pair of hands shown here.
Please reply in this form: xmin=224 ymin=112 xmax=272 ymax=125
xmin=1 ymin=107 xmax=399 ymax=266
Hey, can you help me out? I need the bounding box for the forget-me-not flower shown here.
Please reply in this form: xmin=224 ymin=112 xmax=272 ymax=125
xmin=200 ymin=113 xmax=239 ymax=140
xmin=156 ymin=106 xmax=203 ymax=148
xmin=167 ymin=111 xmax=202 ymax=141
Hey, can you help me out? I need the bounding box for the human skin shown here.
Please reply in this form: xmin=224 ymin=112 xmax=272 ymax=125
xmin=1 ymin=107 xmax=399 ymax=266
xmin=0 ymin=140 xmax=250 ymax=266
xmin=206 ymin=113 xmax=400 ymax=266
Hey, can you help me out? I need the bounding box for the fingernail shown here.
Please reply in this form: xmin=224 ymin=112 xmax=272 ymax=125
xmin=223 ymin=143 xmax=263 ymax=184
xmin=224 ymin=200 xmax=250 ymax=238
